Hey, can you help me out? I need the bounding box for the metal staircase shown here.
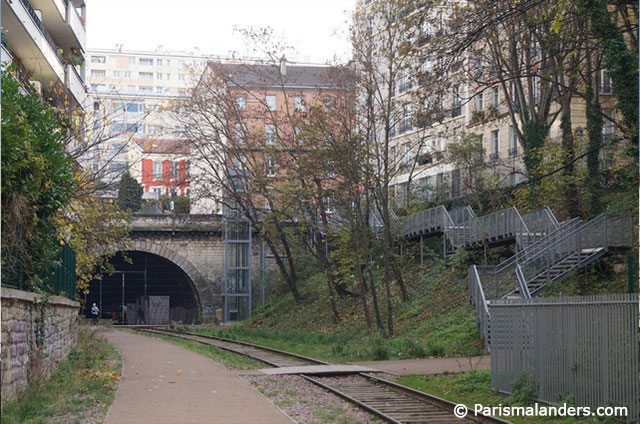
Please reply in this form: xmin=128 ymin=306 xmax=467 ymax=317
xmin=467 ymin=213 xmax=633 ymax=348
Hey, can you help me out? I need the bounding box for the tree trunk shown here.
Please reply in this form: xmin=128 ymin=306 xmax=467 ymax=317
xmin=559 ymin=94 xmax=579 ymax=217
xmin=585 ymin=52 xmax=603 ymax=216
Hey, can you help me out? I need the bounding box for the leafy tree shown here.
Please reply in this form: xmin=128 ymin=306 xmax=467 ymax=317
xmin=57 ymin=170 xmax=131 ymax=303
xmin=117 ymin=169 xmax=143 ymax=212
xmin=1 ymin=66 xmax=75 ymax=287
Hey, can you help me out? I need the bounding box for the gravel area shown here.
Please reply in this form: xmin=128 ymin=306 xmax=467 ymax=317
xmin=244 ymin=374 xmax=379 ymax=423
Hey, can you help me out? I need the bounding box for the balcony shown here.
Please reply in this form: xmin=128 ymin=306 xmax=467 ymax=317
xmin=31 ymin=0 xmax=86 ymax=53
xmin=65 ymin=63 xmax=86 ymax=106
xmin=2 ymin=0 xmax=66 ymax=85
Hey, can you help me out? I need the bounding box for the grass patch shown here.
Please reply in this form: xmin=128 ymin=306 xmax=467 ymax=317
xmin=183 ymin=260 xmax=484 ymax=362
xmin=1 ymin=327 xmax=121 ymax=424
xmin=395 ymin=370 xmax=596 ymax=424
xmin=133 ymin=330 xmax=262 ymax=369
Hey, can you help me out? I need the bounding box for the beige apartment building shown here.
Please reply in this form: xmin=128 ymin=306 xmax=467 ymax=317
xmin=84 ymin=45 xmax=223 ymax=212
xmin=357 ymin=0 xmax=618 ymax=208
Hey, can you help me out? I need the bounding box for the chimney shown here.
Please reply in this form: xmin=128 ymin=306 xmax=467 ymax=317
xmin=280 ymin=55 xmax=287 ymax=76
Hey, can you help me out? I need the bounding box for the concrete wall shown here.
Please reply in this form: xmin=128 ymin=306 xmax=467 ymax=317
xmin=1 ymin=288 xmax=79 ymax=407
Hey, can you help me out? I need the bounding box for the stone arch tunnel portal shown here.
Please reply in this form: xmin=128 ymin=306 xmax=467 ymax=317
xmin=85 ymin=250 xmax=201 ymax=324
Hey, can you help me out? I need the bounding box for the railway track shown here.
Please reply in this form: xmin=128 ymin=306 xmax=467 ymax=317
xmin=137 ymin=327 xmax=508 ymax=424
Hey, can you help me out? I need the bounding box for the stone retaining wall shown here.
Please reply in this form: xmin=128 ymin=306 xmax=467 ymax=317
xmin=1 ymin=287 xmax=80 ymax=407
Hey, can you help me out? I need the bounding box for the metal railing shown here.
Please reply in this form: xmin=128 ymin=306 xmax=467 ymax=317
xmin=19 ymin=0 xmax=65 ymax=66
xmin=516 ymin=214 xmax=633 ymax=296
xmin=448 ymin=205 xmax=480 ymax=246
xmin=402 ymin=205 xmax=453 ymax=236
xmin=476 ymin=206 xmax=529 ymax=243
xmin=468 ymin=265 xmax=490 ymax=342
xmin=519 ymin=207 xmax=559 ymax=249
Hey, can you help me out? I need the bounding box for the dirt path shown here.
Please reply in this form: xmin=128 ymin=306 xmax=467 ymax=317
xmin=102 ymin=329 xmax=293 ymax=424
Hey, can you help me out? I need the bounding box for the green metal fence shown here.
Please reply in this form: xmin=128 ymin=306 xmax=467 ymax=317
xmin=3 ymin=241 xmax=77 ymax=300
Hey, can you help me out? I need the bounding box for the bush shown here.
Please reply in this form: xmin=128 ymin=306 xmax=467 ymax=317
xmin=1 ymin=66 xmax=75 ymax=288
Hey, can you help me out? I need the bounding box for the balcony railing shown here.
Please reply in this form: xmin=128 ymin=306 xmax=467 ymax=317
xmin=19 ymin=0 xmax=65 ymax=66
xmin=489 ymin=152 xmax=499 ymax=162
xmin=508 ymin=147 xmax=518 ymax=157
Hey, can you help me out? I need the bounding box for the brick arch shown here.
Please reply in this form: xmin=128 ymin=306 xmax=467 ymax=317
xmin=128 ymin=240 xmax=214 ymax=307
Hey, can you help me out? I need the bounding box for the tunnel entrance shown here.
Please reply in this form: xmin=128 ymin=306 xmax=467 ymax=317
xmin=84 ymin=251 xmax=200 ymax=324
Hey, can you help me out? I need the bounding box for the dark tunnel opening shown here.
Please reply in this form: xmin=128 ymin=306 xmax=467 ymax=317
xmin=84 ymin=251 xmax=200 ymax=324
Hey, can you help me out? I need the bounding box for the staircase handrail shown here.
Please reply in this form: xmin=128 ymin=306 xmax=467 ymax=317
xmin=495 ymin=217 xmax=581 ymax=273
xmin=517 ymin=214 xmax=609 ymax=285
xmin=544 ymin=207 xmax=560 ymax=228
xmin=515 ymin=264 xmax=531 ymax=298
xmin=448 ymin=205 xmax=480 ymax=244
xmin=477 ymin=206 xmax=530 ymax=241
xmin=469 ymin=265 xmax=490 ymax=344
xmin=519 ymin=214 xmax=606 ymax=266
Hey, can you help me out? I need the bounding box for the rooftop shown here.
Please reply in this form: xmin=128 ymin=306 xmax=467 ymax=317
xmin=134 ymin=139 xmax=190 ymax=154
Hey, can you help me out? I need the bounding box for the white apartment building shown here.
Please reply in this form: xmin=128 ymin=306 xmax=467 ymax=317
xmin=1 ymin=0 xmax=87 ymax=111
xmin=84 ymin=45 xmax=223 ymax=213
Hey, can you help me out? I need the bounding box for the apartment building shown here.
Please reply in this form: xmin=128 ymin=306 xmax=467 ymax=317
xmin=1 ymin=0 xmax=87 ymax=111
xmin=195 ymin=58 xmax=341 ymax=211
xmin=356 ymin=0 xmax=619 ymax=208
xmin=131 ymin=138 xmax=191 ymax=199
xmin=84 ymin=45 xmax=222 ymax=211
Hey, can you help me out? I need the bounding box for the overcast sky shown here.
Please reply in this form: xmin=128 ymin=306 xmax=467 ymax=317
xmin=86 ymin=0 xmax=355 ymax=63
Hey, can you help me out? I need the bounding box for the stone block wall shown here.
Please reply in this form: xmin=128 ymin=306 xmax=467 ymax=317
xmin=1 ymin=287 xmax=79 ymax=408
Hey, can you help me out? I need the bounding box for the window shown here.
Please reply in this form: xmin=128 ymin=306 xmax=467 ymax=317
xmin=124 ymin=71 xmax=132 ymax=79
xmin=509 ymin=127 xmax=518 ymax=157
xmin=153 ymin=188 xmax=162 ymax=199
xmin=156 ymin=59 xmax=163 ymax=66
xmin=474 ymin=57 xmax=483 ymax=78
xmin=235 ymin=96 xmax=246 ymax=110
xmin=91 ymin=84 xmax=106 ymax=93
xmin=531 ymin=77 xmax=540 ymax=104
xmin=139 ymin=86 xmax=153 ymax=93
xmin=294 ymin=126 xmax=304 ymax=144
xmin=127 ymin=85 xmax=135 ymax=93
xmin=265 ymin=95 xmax=276 ymax=111
xmin=170 ymin=162 xmax=179 ymax=178
xmin=166 ymin=59 xmax=171 ymax=66
xmin=600 ymin=70 xmax=613 ymax=94
xmin=322 ymin=96 xmax=335 ymax=111
xmin=179 ymin=74 xmax=185 ymax=81
xmin=475 ymin=92 xmax=484 ymax=111
xmin=91 ymin=70 xmax=106 ymax=78
xmin=324 ymin=196 xmax=335 ymax=213
xmin=113 ymin=71 xmax=121 ymax=78
xmin=110 ymin=143 xmax=125 ymax=153
xmin=491 ymin=130 xmax=500 ymax=161
xmin=398 ymin=68 xmax=412 ymax=94
xmin=602 ymin=110 xmax=616 ymax=142
xmin=156 ymin=87 xmax=165 ymax=93
xmin=91 ymin=56 xmax=106 ymax=63
xmin=153 ymin=161 xmax=162 ymax=179
xmin=265 ymin=124 xmax=276 ymax=145
xmin=398 ymin=105 xmax=413 ymax=134
xmin=186 ymin=161 xmax=190 ymax=178
xmin=128 ymin=57 xmax=135 ymax=65
xmin=156 ymin=73 xmax=163 ymax=80
xmin=492 ymin=87 xmax=499 ymax=106
xmin=109 ymin=161 xmax=127 ymax=173
xmin=452 ymin=85 xmax=462 ymax=117
xmin=139 ymin=72 xmax=153 ymax=80
xmin=234 ymin=123 xmax=245 ymax=143
xmin=139 ymin=58 xmax=153 ymax=66
xmin=166 ymin=73 xmax=170 ymax=80
xmin=125 ymin=103 xmax=143 ymax=113
xmin=265 ymin=155 xmax=276 ymax=177
xmin=294 ymin=96 xmax=305 ymax=111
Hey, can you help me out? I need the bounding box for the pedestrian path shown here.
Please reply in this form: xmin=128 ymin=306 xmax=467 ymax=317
xmin=102 ymin=329 xmax=293 ymax=424
xmin=354 ymin=355 xmax=490 ymax=376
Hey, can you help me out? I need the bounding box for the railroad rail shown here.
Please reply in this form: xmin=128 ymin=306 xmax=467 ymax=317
xmin=137 ymin=327 xmax=509 ymax=424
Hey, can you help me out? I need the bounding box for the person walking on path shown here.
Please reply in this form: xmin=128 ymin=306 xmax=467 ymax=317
xmin=91 ymin=303 xmax=100 ymax=324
